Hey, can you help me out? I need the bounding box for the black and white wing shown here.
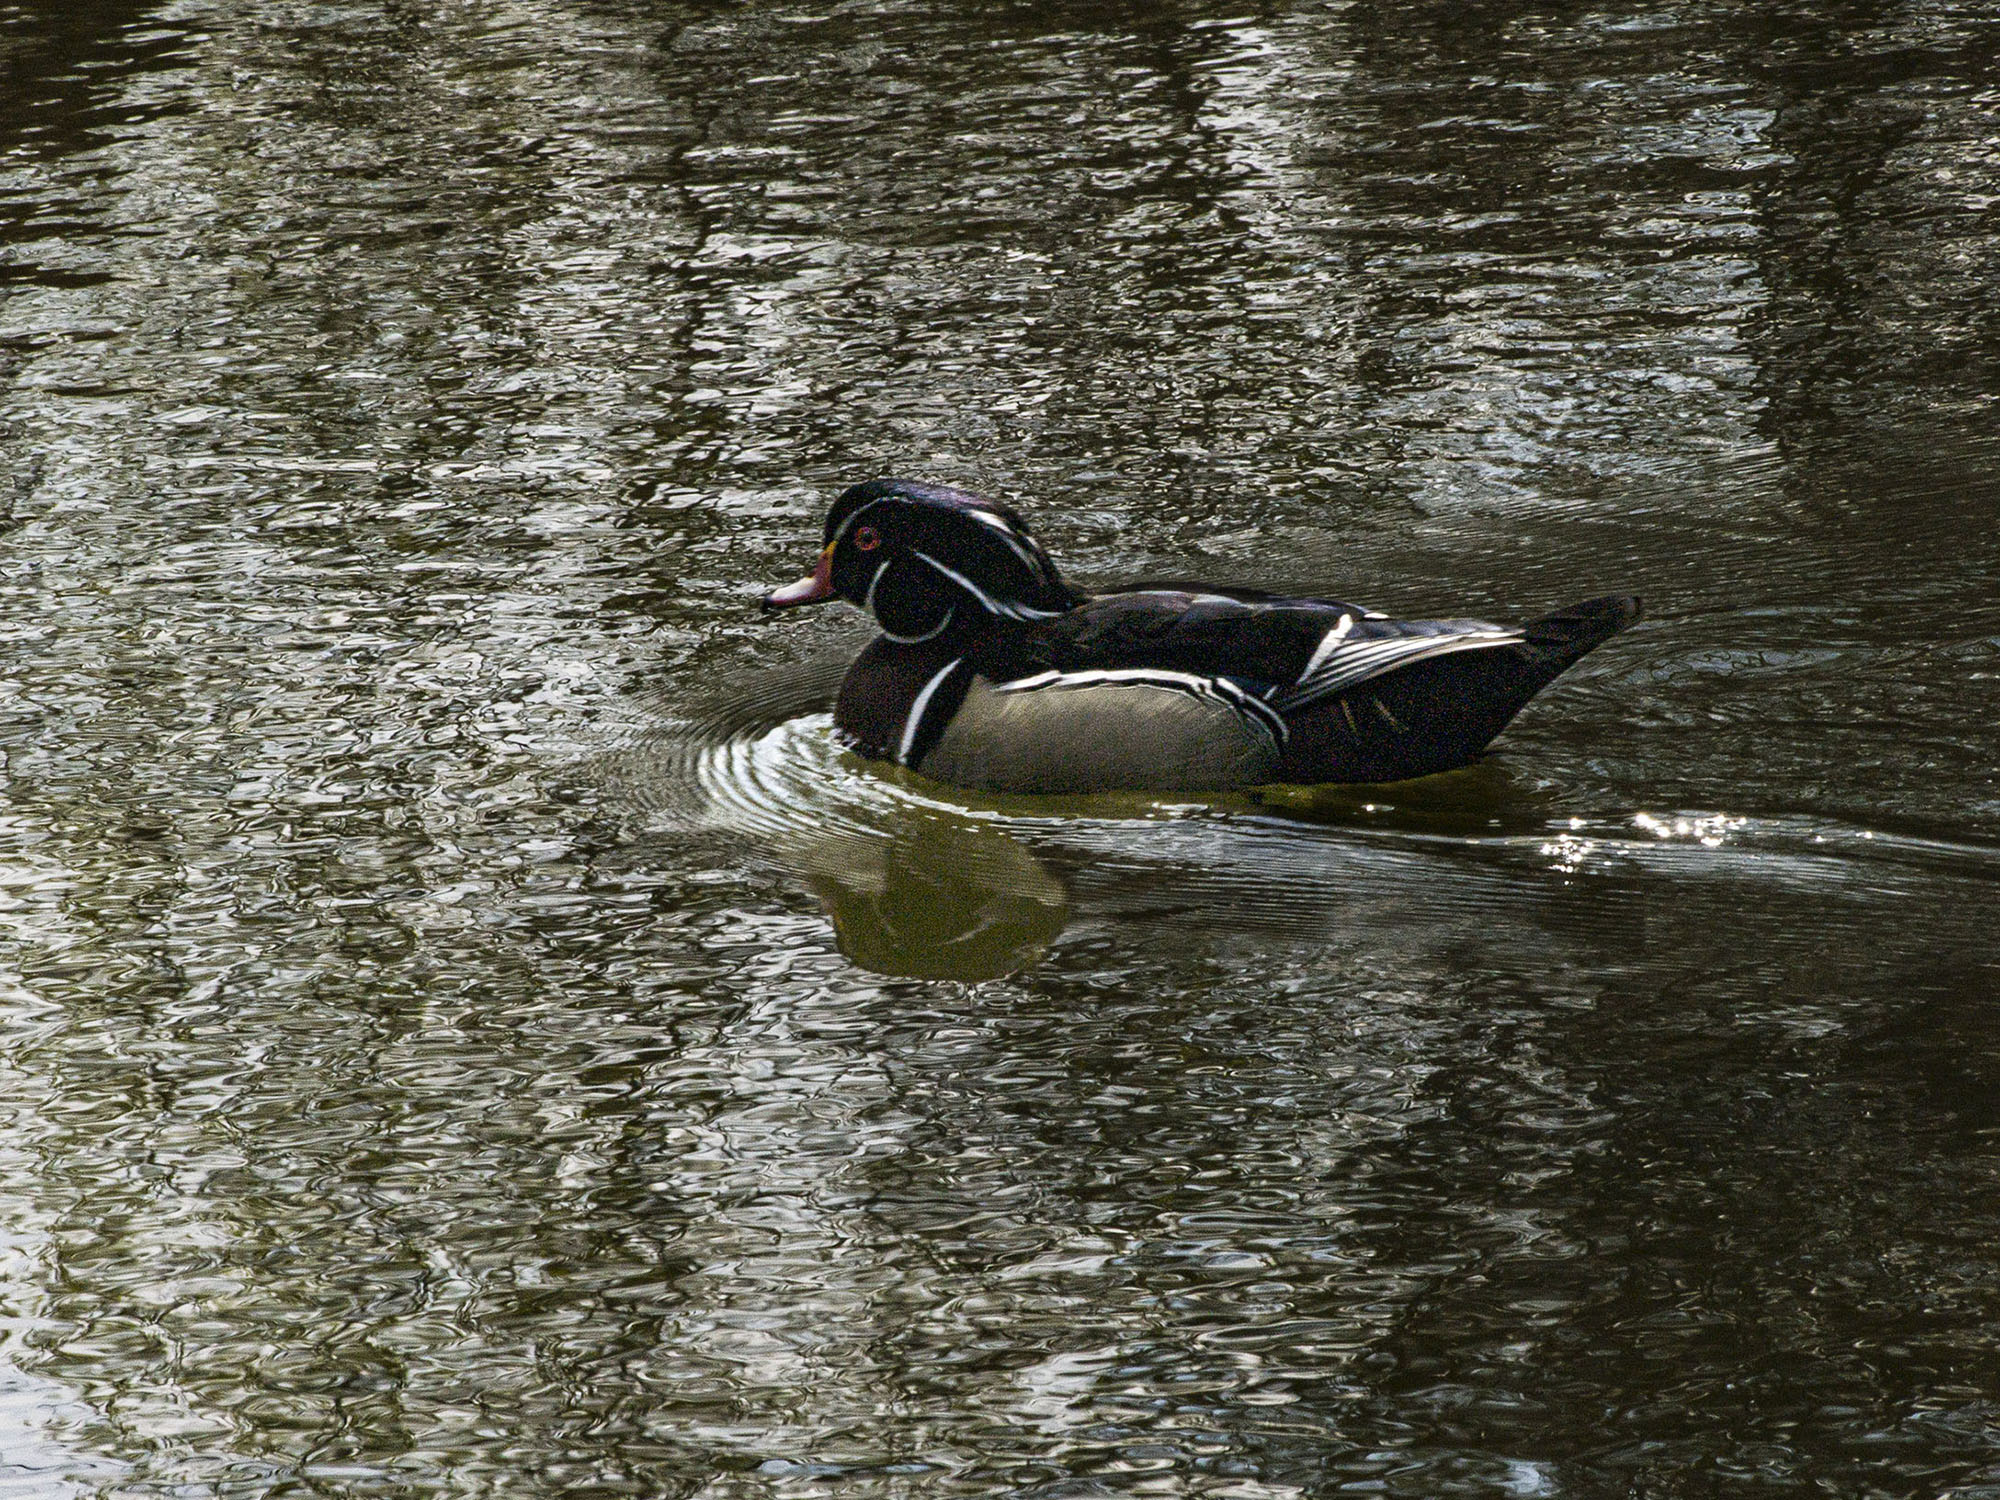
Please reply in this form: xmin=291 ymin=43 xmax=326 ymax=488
xmin=1003 ymin=587 xmax=1369 ymax=687
xmin=1275 ymin=613 xmax=1526 ymax=712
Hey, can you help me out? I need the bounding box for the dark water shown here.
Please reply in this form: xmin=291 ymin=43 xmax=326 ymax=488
xmin=2 ymin=0 xmax=1997 ymax=1494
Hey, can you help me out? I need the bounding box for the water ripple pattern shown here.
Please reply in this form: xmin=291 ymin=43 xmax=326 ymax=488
xmin=0 ymin=2 xmax=1997 ymax=1497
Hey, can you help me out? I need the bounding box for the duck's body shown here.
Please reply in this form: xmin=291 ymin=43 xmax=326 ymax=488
xmin=764 ymin=481 xmax=1640 ymax=795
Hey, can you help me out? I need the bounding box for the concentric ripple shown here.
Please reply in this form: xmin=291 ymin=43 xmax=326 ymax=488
xmin=596 ymin=692 xmax=1078 ymax=978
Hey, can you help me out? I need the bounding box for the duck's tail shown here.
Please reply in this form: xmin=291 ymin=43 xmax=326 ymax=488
xmin=1275 ymin=594 xmax=1644 ymax=784
xmin=1522 ymin=594 xmax=1645 ymax=671
xmin=1449 ymin=592 xmax=1644 ymax=749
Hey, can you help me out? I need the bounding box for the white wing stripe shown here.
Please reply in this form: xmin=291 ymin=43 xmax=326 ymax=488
xmin=997 ymin=667 xmax=1208 ymax=691
xmin=995 ymin=667 xmax=1287 ymax=751
xmin=1298 ymin=614 xmax=1356 ymax=682
xmin=1287 ymin=629 xmax=1522 ymax=706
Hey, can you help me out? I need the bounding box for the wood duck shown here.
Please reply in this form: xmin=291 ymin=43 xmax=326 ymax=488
xmin=762 ymin=479 xmax=1642 ymax=795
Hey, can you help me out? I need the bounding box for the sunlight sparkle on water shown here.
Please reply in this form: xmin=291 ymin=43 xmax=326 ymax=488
xmin=1632 ymin=811 xmax=1748 ymax=847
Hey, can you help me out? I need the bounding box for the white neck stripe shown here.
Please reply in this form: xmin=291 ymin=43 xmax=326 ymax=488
xmin=897 ymin=658 xmax=964 ymax=766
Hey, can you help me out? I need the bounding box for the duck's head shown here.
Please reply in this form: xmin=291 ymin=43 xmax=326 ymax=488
xmin=762 ymin=479 xmax=1073 ymax=642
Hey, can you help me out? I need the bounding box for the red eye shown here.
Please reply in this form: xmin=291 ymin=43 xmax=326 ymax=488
xmin=854 ymin=526 xmax=881 ymax=552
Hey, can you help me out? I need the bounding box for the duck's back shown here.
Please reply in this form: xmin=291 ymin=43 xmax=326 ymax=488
xmin=991 ymin=586 xmax=1361 ymax=689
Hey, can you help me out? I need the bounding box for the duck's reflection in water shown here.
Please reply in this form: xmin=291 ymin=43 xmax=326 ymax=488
xmin=592 ymin=688 xmax=1076 ymax=980
xmin=794 ymin=813 xmax=1067 ymax=980
xmin=594 ymin=681 xmax=1587 ymax=981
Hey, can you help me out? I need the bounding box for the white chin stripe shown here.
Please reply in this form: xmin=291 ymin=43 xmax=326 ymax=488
xmin=869 ymin=558 xmax=957 ymax=642
xmin=880 ymin=607 xmax=956 ymax=644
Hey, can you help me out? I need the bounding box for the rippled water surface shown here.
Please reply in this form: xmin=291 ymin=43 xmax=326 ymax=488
xmin=2 ymin=1 xmax=1998 ymax=1495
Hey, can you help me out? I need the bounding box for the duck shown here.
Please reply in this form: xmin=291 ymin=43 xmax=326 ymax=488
xmin=761 ymin=479 xmax=1641 ymax=795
